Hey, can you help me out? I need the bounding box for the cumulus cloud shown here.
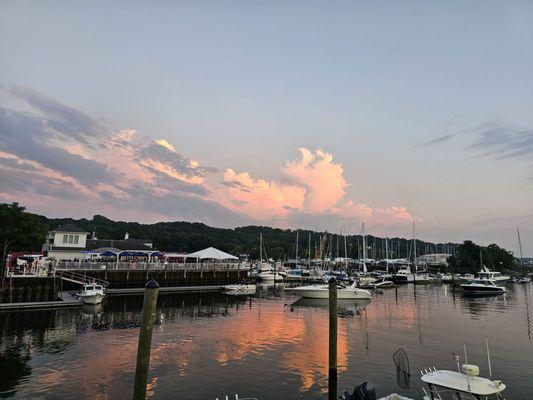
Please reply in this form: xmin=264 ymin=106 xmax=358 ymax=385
xmin=0 ymin=86 xmax=416 ymax=230
xmin=0 ymin=87 xmax=238 ymax=225
xmin=216 ymin=148 xmax=414 ymax=228
xmin=155 ymin=139 xmax=176 ymax=153
xmin=282 ymin=148 xmax=346 ymax=213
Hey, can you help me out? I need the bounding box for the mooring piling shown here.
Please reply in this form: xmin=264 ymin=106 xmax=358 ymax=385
xmin=328 ymin=277 xmax=337 ymax=400
xmin=133 ymin=279 xmax=159 ymax=400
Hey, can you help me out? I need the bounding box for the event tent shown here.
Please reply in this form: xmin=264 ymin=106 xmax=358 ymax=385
xmin=186 ymin=247 xmax=238 ymax=260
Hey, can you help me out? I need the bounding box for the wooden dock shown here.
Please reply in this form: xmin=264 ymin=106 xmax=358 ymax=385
xmin=0 ymin=291 xmax=82 ymax=311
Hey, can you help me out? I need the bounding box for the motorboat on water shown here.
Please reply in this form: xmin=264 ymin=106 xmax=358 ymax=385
xmin=223 ymin=284 xmax=257 ymax=295
xmin=461 ymin=279 xmax=506 ymax=295
xmin=518 ymin=276 xmax=532 ymax=283
xmin=286 ymin=282 xmax=371 ymax=299
xmin=342 ymin=343 xmax=506 ymax=400
xmin=421 ymin=356 xmax=506 ymax=400
xmin=77 ymin=283 xmax=105 ymax=304
xmin=476 ymin=266 xmax=510 ymax=286
xmin=322 ymin=270 xmax=352 ymax=283
xmin=394 ymin=269 xmax=414 ymax=284
xmin=372 ymin=278 xmax=395 ymax=289
xmin=257 ymin=269 xmax=284 ymax=282
xmin=290 ymin=297 xmax=371 ymax=312
xmin=357 ymin=275 xmax=377 ymax=288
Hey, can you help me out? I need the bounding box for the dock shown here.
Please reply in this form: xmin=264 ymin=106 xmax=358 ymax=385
xmin=0 ymin=291 xmax=82 ymax=311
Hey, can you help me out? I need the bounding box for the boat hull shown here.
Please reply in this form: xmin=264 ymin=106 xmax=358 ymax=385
xmin=461 ymin=286 xmax=505 ymax=295
xmin=287 ymin=285 xmax=372 ymax=299
xmin=79 ymin=294 xmax=105 ymax=305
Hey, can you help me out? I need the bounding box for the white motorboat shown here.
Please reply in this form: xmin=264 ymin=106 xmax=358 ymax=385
xmin=461 ymin=279 xmax=506 ymax=295
xmin=422 ymin=366 xmax=506 ymax=400
xmin=394 ymin=269 xmax=414 ymax=283
xmin=518 ymin=276 xmax=532 ymax=283
xmin=357 ymin=276 xmax=377 ymax=288
xmin=223 ymin=284 xmax=257 ymax=294
xmin=456 ymin=273 xmax=475 ymax=283
xmin=287 ymin=282 xmax=371 ymax=299
xmin=257 ymin=269 xmax=284 ymax=282
xmin=373 ymin=278 xmax=395 ymax=289
xmin=476 ymin=267 xmax=510 ymax=286
xmin=421 ymin=346 xmax=506 ymax=400
xmin=77 ymin=283 xmax=105 ymax=304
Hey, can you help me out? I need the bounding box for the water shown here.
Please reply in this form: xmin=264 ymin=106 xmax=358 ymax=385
xmin=1 ymin=284 xmax=532 ymax=399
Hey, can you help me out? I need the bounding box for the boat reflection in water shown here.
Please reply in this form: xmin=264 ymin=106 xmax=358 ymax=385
xmin=0 ymin=285 xmax=532 ymax=399
xmin=290 ymin=298 xmax=371 ymax=317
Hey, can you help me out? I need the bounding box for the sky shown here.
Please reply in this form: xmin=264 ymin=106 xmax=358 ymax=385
xmin=1 ymin=1 xmax=533 ymax=255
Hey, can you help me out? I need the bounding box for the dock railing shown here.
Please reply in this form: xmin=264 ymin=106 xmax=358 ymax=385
xmin=55 ymin=261 xmax=251 ymax=272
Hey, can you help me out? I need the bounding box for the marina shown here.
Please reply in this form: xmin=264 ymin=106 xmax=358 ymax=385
xmin=1 ymin=2 xmax=533 ymax=398
xmin=1 ymin=283 xmax=532 ymax=399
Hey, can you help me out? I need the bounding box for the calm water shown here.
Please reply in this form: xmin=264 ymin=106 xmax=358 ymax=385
xmin=1 ymin=284 xmax=532 ymax=399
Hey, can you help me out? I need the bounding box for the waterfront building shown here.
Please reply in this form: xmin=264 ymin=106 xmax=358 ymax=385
xmin=417 ymin=253 xmax=451 ymax=266
xmin=43 ymin=225 xmax=154 ymax=261
xmin=43 ymin=224 xmax=90 ymax=260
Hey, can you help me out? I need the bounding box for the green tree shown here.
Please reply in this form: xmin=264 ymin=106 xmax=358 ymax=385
xmin=0 ymin=203 xmax=48 ymax=273
xmin=448 ymin=240 xmax=518 ymax=273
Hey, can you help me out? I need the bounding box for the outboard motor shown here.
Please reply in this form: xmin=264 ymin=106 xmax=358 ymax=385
xmin=339 ymin=382 xmax=377 ymax=400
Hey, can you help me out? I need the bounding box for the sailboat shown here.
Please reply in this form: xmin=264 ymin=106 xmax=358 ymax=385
xmin=257 ymin=233 xmax=283 ymax=282
xmin=517 ymin=227 xmax=531 ymax=283
xmin=358 ymin=223 xmax=376 ymax=288
xmin=411 ymin=222 xmax=431 ymax=283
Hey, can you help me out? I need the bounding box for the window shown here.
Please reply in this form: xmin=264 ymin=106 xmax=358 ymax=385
xmin=68 ymin=235 xmax=74 ymax=244
xmin=63 ymin=235 xmax=68 ymax=244
xmin=74 ymin=235 xmax=79 ymax=244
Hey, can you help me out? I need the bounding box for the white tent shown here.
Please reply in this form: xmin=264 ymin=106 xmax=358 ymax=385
xmin=186 ymin=247 xmax=238 ymax=260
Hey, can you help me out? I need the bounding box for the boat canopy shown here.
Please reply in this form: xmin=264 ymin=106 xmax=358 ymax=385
xmin=186 ymin=247 xmax=238 ymax=260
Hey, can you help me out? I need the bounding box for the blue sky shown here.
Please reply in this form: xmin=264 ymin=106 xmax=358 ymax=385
xmin=1 ymin=1 xmax=533 ymax=254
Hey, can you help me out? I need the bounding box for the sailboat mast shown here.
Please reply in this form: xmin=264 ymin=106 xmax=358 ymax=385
xmin=295 ymin=230 xmax=299 ymax=266
xmin=308 ymin=232 xmax=311 ymax=269
xmin=385 ymin=237 xmax=389 ymax=274
xmin=412 ymin=221 xmax=417 ymax=273
xmin=518 ymin=226 xmax=525 ymax=269
xmin=344 ymin=232 xmax=348 ymax=269
xmin=362 ymin=222 xmax=367 ymax=273
xmin=259 ymin=233 xmax=263 ymax=263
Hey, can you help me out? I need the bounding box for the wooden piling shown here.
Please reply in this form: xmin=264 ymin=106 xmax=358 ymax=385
xmin=133 ymin=279 xmax=159 ymax=400
xmin=328 ymin=278 xmax=337 ymax=400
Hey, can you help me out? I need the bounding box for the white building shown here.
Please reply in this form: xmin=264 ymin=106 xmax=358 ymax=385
xmin=418 ymin=253 xmax=451 ymax=266
xmin=44 ymin=224 xmax=90 ymax=260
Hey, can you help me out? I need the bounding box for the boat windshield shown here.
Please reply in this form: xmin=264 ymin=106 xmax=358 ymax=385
xmin=85 ymin=285 xmax=94 ymax=290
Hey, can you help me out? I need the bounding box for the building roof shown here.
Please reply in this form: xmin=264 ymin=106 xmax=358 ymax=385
xmin=86 ymin=238 xmax=153 ymax=251
xmin=50 ymin=224 xmax=88 ymax=233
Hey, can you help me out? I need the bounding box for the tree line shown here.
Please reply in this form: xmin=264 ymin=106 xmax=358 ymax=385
xmin=0 ymin=202 xmax=522 ymax=273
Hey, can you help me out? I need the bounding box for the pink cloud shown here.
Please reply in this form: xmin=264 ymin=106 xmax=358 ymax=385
xmin=217 ymin=168 xmax=305 ymax=218
xmin=212 ymin=148 xmax=416 ymax=228
xmin=282 ymin=148 xmax=347 ymax=213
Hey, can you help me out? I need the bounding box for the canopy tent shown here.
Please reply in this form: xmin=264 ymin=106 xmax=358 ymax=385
xmin=186 ymin=247 xmax=238 ymax=260
xmin=120 ymin=251 xmax=148 ymax=257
